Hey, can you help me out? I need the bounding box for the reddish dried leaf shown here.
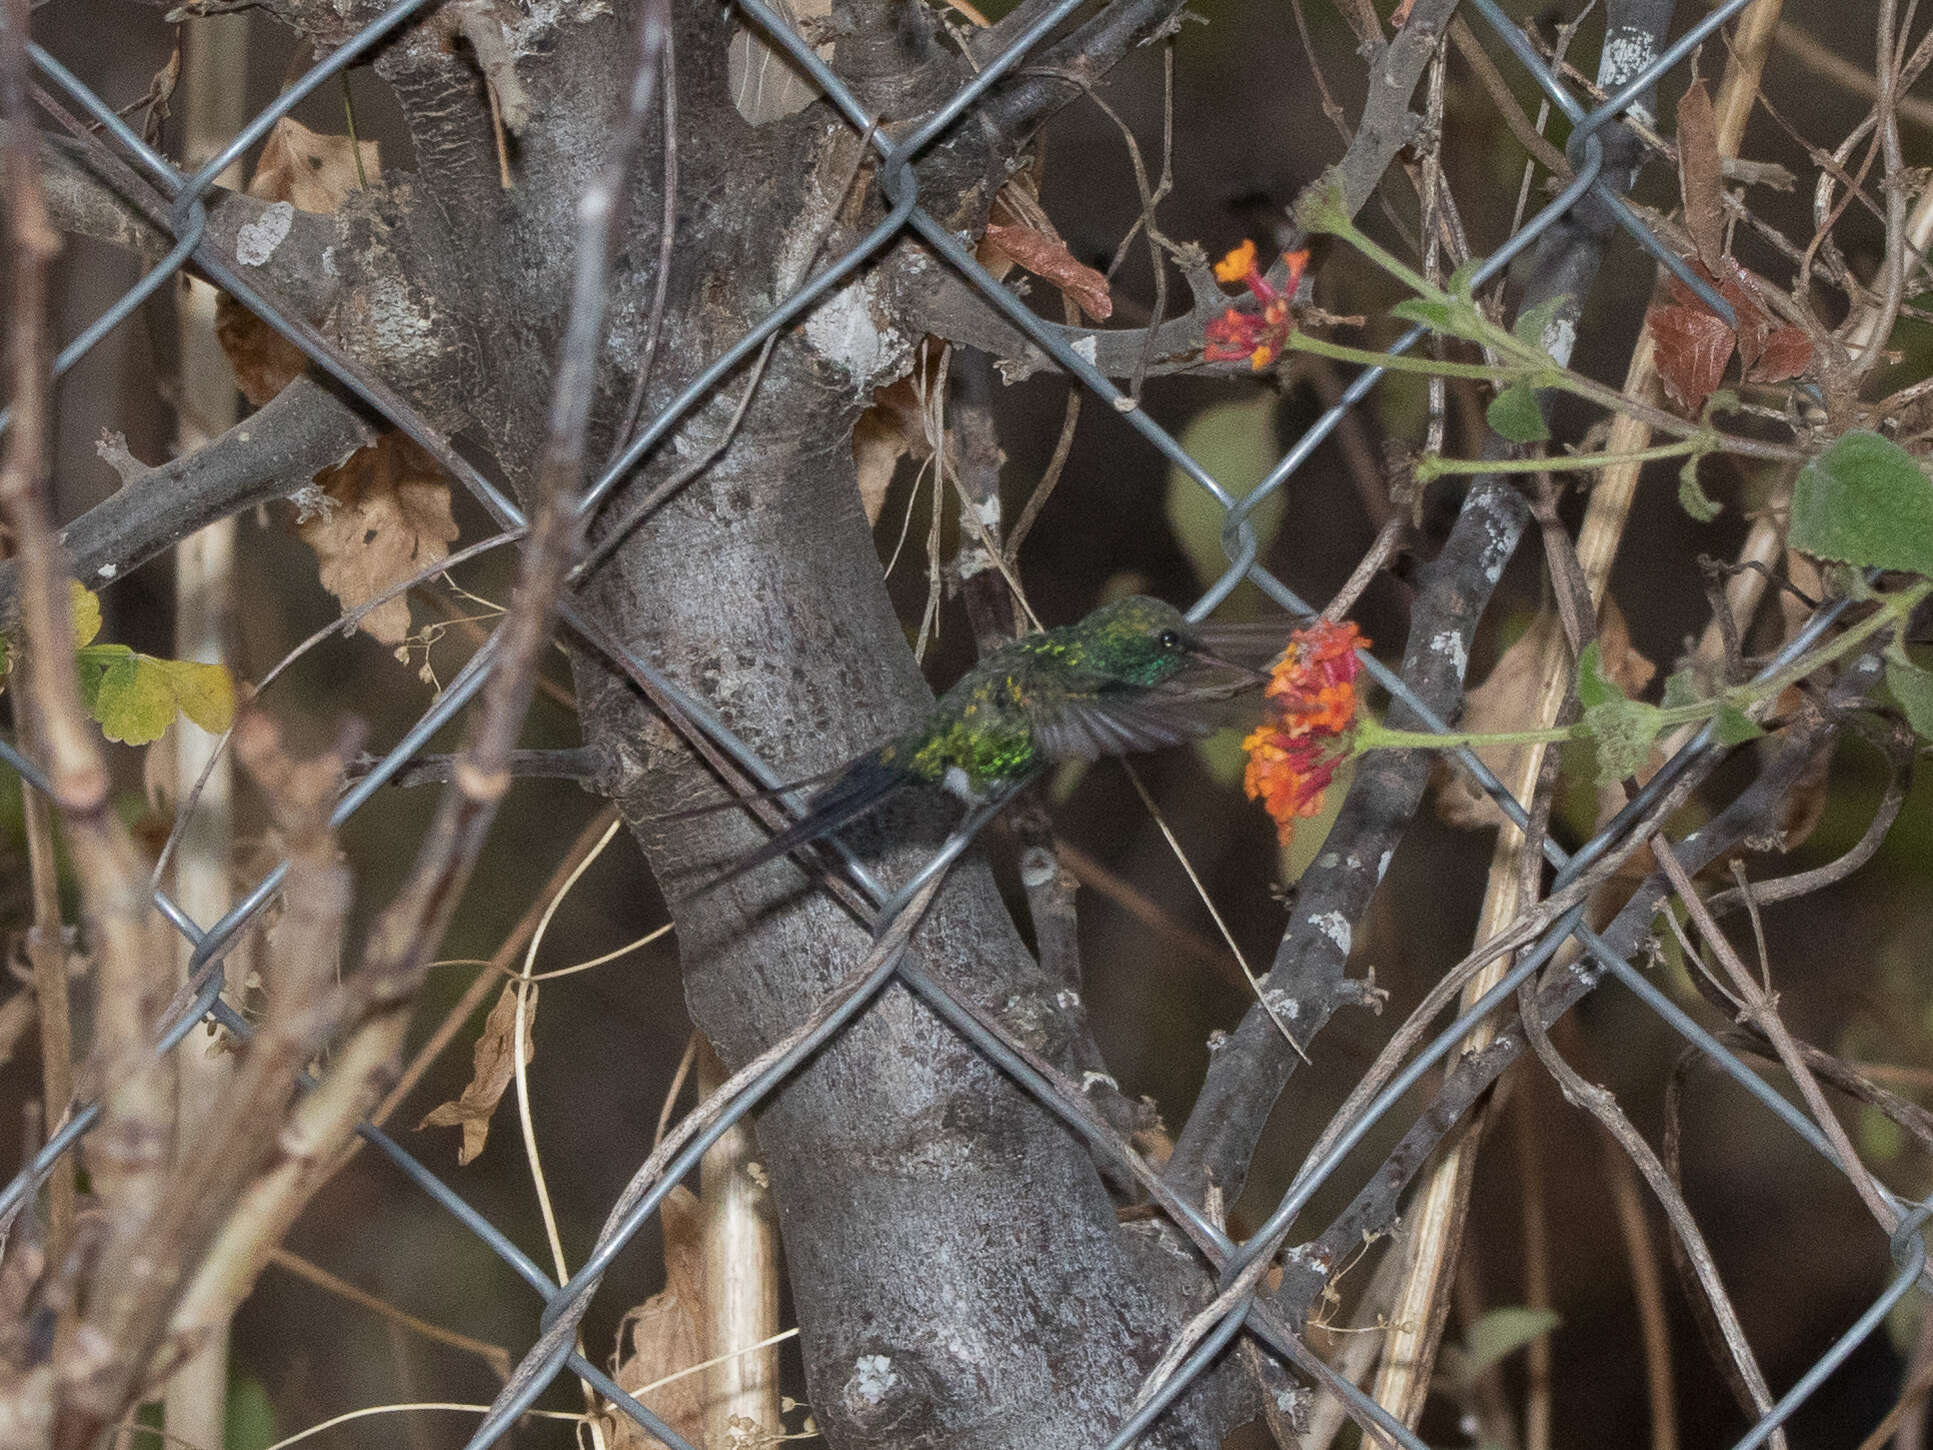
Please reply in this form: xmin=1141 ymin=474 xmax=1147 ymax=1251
xmin=1749 ymin=325 xmax=1814 ymax=383
xmin=418 ymin=980 xmax=536 ymax=1165
xmin=1676 ymin=79 xmax=1726 ymax=271
xmin=983 ymin=222 xmax=1113 ymax=322
xmin=1648 ymin=301 xmax=1735 ymax=414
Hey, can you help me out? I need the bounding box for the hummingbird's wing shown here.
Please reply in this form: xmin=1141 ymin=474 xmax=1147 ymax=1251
xmin=1030 ymin=672 xmax=1256 ymax=762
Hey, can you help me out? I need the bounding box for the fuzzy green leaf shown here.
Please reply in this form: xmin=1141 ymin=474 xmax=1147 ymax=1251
xmin=1713 ymin=703 xmax=1764 ymax=745
xmin=1511 ymin=296 xmax=1568 ymax=358
xmin=1390 ymin=297 xmax=1459 ymax=332
xmin=1487 ymin=384 xmax=1550 ymax=444
xmin=1584 ymin=698 xmax=1662 ymax=784
xmin=1790 ymin=430 xmax=1933 ymax=577
xmin=1661 ymin=667 xmax=1702 ymax=712
xmin=1574 ymin=640 xmax=1625 ymax=710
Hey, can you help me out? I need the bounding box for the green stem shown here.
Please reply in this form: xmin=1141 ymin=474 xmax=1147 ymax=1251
xmin=1416 ymin=437 xmax=1706 ymax=481
xmin=1286 ymin=330 xmax=1524 ymax=381
xmin=1728 ymin=577 xmax=1932 ymax=705
xmin=1350 ymin=581 xmax=1930 ymax=757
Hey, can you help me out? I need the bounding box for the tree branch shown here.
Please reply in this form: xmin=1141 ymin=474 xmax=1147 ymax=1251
xmin=0 ymin=376 xmax=375 ymax=606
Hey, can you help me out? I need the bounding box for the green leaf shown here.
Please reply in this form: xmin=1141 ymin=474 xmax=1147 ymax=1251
xmin=1165 ymin=397 xmax=1288 ymax=598
xmin=1584 ymin=698 xmax=1663 ymax=784
xmin=1886 ymin=654 xmax=1933 ymax=740
xmin=69 ymin=579 xmax=101 ymax=648
xmin=1858 ymin=1104 xmax=1905 ymax=1164
xmin=1678 ymin=455 xmax=1722 ymax=522
xmin=1511 ymin=296 xmax=1567 ymax=358
xmin=74 ymin=643 xmax=136 ymax=715
xmin=1574 ymin=640 xmax=1625 ymax=709
xmin=1713 ymin=703 xmax=1764 ymax=745
xmin=1487 ymin=384 xmax=1550 ymax=443
xmin=1661 ymin=667 xmax=1702 ymax=712
xmin=155 ymin=657 xmax=237 ymax=734
xmin=1464 ymin=1306 xmax=1561 ymax=1380
xmin=1192 ymin=728 xmax=1250 ymax=790
xmin=226 ymin=1374 xmax=278 ymax=1450
xmin=92 ymin=654 xmax=174 ymax=745
xmin=1790 ymin=430 xmax=1933 ymax=577
xmin=1390 ymin=297 xmax=1458 ymax=332
xmin=1447 ymin=256 xmax=1483 ymax=298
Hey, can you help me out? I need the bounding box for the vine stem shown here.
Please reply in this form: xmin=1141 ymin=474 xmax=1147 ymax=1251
xmin=1353 ymin=579 xmax=1931 ymax=754
xmin=1417 ymin=437 xmax=1704 ymax=479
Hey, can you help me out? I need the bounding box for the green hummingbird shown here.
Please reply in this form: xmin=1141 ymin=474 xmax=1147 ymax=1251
xmin=699 ymin=595 xmax=1270 ymax=886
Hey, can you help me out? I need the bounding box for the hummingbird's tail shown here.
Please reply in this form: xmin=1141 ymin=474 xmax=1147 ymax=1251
xmin=692 ymin=751 xmax=914 ymax=892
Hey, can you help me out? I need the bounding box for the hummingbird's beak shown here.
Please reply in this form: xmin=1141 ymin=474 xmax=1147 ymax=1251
xmin=1185 ymin=642 xmax=1271 ymax=685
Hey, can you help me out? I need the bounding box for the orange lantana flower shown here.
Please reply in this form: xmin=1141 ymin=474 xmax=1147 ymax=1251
xmin=1242 ymin=619 xmax=1367 ymax=845
xmin=1204 ymin=241 xmax=1310 ymax=371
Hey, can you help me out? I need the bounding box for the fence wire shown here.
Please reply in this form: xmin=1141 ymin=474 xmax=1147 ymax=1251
xmin=3 ymin=0 xmax=1929 ymax=1446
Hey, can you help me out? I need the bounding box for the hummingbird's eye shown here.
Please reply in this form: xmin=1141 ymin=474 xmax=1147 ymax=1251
xmin=1158 ymin=629 xmax=1182 ymax=650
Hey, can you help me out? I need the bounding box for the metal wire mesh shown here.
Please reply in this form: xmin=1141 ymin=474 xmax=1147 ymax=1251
xmin=4 ymin=0 xmax=1929 ymax=1446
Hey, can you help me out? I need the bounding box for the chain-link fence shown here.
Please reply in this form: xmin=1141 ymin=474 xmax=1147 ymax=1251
xmin=4 ymin=0 xmax=1929 ymax=1445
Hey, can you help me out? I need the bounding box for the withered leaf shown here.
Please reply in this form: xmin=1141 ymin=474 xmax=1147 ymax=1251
xmin=218 ymin=117 xmax=381 ymax=405
xmin=1676 ymin=79 xmax=1726 ymax=271
xmin=983 ymin=222 xmax=1113 ymax=322
xmin=727 ymin=0 xmax=832 ymax=126
xmin=605 ymin=1185 xmax=709 ymax=1450
xmin=1748 ymin=325 xmax=1814 ymax=384
xmin=297 ymin=434 xmax=459 ymax=647
xmin=1434 ymin=601 xmax=1655 ymax=832
xmin=250 ymin=115 xmax=379 ymax=213
xmin=852 ymin=375 xmax=934 ymax=526
xmin=419 ymin=979 xmax=536 ymax=1166
xmin=1647 ymin=301 xmax=1735 ymax=414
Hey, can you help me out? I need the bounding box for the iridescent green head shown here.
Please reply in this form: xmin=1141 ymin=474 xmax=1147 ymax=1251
xmin=1066 ymin=595 xmax=1204 ymax=686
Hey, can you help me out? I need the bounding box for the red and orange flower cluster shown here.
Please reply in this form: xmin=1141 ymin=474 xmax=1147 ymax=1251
xmin=1242 ymin=619 xmax=1367 ymax=845
xmin=1204 ymin=239 xmax=1310 ymax=371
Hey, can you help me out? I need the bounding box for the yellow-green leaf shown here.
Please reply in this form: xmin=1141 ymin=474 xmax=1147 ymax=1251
xmin=75 ymin=643 xmax=136 ymax=715
xmin=69 ymin=579 xmax=102 ymax=648
xmin=92 ymin=654 xmax=175 ymax=745
xmin=156 ymin=658 xmax=237 ymax=734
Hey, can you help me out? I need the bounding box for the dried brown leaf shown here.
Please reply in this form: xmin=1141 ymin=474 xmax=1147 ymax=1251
xmin=217 ymin=118 xmax=381 ymax=405
xmin=727 ymin=0 xmax=833 ymax=126
xmin=296 ymin=434 xmax=459 ymax=647
xmin=249 ymin=115 xmax=379 ymax=213
xmin=1434 ymin=602 xmax=1655 ymax=831
xmin=418 ymin=979 xmax=536 ymax=1166
xmin=1647 ymin=301 xmax=1735 ymax=414
xmin=1676 ymin=79 xmax=1726 ymax=271
xmin=983 ymin=222 xmax=1113 ymax=322
xmin=605 ymin=1186 xmax=709 ymax=1450
xmin=852 ymin=376 xmax=933 ymax=526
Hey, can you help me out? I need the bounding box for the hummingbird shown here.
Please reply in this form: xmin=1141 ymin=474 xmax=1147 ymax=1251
xmin=692 ymin=595 xmax=1272 ymax=888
